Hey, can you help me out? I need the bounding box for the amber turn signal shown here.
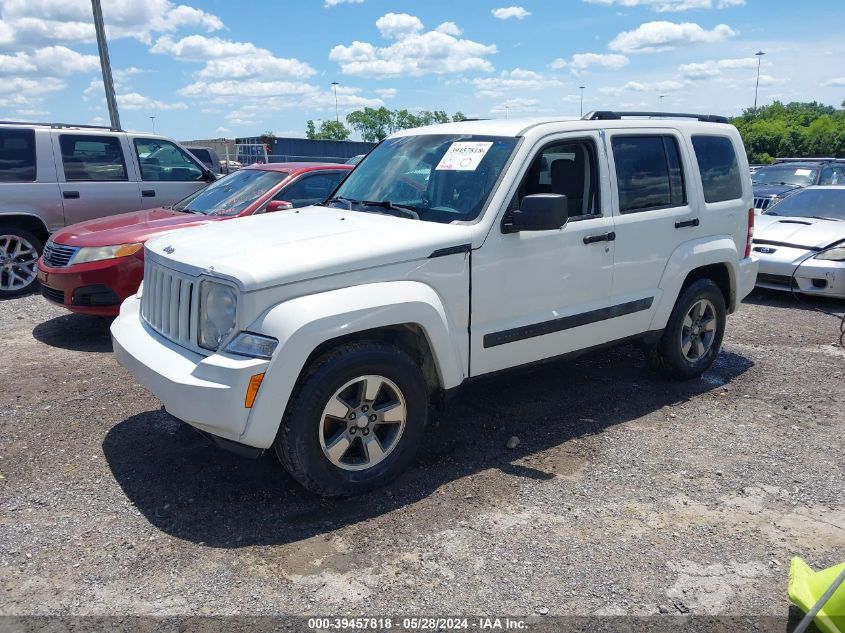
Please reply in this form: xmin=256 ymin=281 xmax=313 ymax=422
xmin=244 ymin=373 xmax=265 ymax=408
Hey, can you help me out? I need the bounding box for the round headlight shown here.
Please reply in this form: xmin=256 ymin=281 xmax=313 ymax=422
xmin=199 ymin=281 xmax=238 ymax=350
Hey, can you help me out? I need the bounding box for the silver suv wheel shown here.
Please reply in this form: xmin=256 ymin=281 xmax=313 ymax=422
xmin=680 ymin=298 xmax=717 ymax=362
xmin=0 ymin=234 xmax=39 ymax=293
xmin=318 ymin=374 xmax=407 ymax=471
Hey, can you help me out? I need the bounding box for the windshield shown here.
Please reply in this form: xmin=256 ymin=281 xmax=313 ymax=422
xmin=765 ymin=188 xmax=845 ymax=220
xmin=329 ymin=134 xmax=519 ymax=223
xmin=752 ymin=165 xmax=818 ymax=187
xmin=173 ymin=168 xmax=288 ymax=216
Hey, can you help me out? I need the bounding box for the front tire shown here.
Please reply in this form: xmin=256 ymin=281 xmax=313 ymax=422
xmin=647 ymin=278 xmax=726 ymax=380
xmin=275 ymin=341 xmax=429 ymax=497
xmin=0 ymin=226 xmax=43 ymax=299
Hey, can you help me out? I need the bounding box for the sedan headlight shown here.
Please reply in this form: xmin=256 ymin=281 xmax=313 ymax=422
xmin=224 ymin=332 xmax=278 ymax=359
xmin=815 ymin=246 xmax=845 ymax=262
xmin=72 ymin=243 xmax=143 ymax=264
xmin=198 ymin=280 xmax=238 ymax=351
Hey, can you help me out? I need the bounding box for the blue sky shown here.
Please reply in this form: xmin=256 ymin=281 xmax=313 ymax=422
xmin=1 ymin=0 xmax=844 ymax=141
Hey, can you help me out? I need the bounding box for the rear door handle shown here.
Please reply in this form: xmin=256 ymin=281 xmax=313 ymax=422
xmin=583 ymin=231 xmax=616 ymax=244
xmin=675 ymin=218 xmax=700 ymax=229
xmin=141 ymin=190 xmax=156 ymax=197
xmin=62 ymin=191 xmax=80 ymax=199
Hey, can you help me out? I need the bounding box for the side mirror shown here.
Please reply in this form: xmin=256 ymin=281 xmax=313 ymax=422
xmin=503 ymin=194 xmax=568 ymax=233
xmin=265 ymin=200 xmax=293 ymax=213
xmin=203 ymin=168 xmax=216 ymax=182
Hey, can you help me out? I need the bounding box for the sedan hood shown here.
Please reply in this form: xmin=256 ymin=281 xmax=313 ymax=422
xmin=753 ymin=183 xmax=803 ymax=199
xmin=145 ymin=206 xmax=472 ymax=291
xmin=755 ymin=214 xmax=845 ymax=249
xmin=50 ymin=208 xmax=215 ymax=248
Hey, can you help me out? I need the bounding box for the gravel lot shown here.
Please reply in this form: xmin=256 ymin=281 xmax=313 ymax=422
xmin=1 ymin=288 xmax=843 ymax=622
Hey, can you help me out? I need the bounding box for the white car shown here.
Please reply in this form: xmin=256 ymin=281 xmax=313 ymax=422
xmin=752 ymin=186 xmax=845 ymax=298
xmin=111 ymin=112 xmax=758 ymax=496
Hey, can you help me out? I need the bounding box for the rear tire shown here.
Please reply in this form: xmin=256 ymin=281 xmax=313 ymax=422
xmin=647 ymin=278 xmax=726 ymax=380
xmin=274 ymin=341 xmax=429 ymax=497
xmin=0 ymin=226 xmax=43 ymax=299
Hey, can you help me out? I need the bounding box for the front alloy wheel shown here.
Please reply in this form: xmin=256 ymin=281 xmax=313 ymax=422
xmin=0 ymin=230 xmax=42 ymax=298
xmin=680 ymin=299 xmax=718 ymax=362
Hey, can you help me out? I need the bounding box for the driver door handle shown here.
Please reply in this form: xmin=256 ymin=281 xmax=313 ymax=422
xmin=583 ymin=231 xmax=616 ymax=244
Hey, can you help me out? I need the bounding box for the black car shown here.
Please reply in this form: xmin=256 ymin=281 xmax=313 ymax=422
xmin=752 ymin=159 xmax=845 ymax=212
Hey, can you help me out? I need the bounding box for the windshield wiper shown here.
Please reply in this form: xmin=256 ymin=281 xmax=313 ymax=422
xmin=323 ymin=196 xmax=359 ymax=210
xmin=361 ymin=200 xmax=420 ymax=220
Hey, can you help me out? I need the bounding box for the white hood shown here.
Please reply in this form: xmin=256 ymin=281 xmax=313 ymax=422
xmin=145 ymin=206 xmax=472 ymax=290
xmin=755 ymin=214 xmax=845 ymax=250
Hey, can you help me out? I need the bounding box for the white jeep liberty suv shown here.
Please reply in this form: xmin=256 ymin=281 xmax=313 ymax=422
xmin=112 ymin=112 xmax=759 ymax=496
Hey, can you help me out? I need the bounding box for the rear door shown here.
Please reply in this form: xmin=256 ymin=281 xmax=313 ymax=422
xmin=54 ymin=132 xmax=142 ymax=225
xmin=275 ymin=171 xmax=347 ymax=208
xmin=130 ymin=137 xmax=208 ymax=209
xmin=605 ymin=129 xmax=700 ymax=336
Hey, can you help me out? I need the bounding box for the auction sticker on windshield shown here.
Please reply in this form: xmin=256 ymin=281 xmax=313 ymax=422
xmin=435 ymin=142 xmax=493 ymax=171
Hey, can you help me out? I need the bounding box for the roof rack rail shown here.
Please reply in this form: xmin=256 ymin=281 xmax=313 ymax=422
xmin=0 ymin=120 xmax=117 ymax=131
xmin=775 ymin=157 xmax=845 ymax=163
xmin=583 ymin=111 xmax=729 ymax=124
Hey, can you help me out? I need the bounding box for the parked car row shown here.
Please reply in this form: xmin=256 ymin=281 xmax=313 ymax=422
xmin=751 ymin=157 xmax=845 ymax=212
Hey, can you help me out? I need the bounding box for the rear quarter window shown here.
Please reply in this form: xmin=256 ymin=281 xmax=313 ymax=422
xmin=611 ymin=135 xmax=686 ymax=213
xmin=691 ymin=135 xmax=743 ymax=203
xmin=0 ymin=129 xmax=37 ymax=182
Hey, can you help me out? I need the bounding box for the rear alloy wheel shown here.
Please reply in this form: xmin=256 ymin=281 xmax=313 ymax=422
xmin=0 ymin=228 xmax=43 ymax=299
xmin=647 ymin=278 xmax=726 ymax=380
xmin=275 ymin=341 xmax=428 ymax=497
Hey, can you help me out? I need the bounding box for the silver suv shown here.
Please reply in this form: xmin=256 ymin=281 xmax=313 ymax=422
xmin=0 ymin=121 xmax=214 ymax=298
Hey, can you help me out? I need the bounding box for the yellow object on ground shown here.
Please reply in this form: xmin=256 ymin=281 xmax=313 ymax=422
xmin=789 ymin=557 xmax=845 ymax=633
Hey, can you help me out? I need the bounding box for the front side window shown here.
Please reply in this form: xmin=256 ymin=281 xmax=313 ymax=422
xmin=515 ymin=139 xmax=600 ymax=217
xmin=692 ymin=135 xmax=744 ymax=203
xmin=819 ymin=165 xmax=845 ymax=186
xmin=612 ymin=135 xmax=686 ymax=214
xmin=277 ymin=172 xmax=346 ymax=208
xmin=0 ymin=129 xmax=36 ymax=182
xmin=134 ymin=139 xmax=205 ymax=182
xmin=59 ymin=134 xmax=127 ymax=182
xmin=330 ymin=134 xmax=518 ymax=223
xmin=172 ymin=168 xmax=288 ymax=216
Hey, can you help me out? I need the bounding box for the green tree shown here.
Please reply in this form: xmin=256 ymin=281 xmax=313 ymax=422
xmin=345 ymin=107 xmax=468 ymax=141
xmin=305 ymin=119 xmax=351 ymax=141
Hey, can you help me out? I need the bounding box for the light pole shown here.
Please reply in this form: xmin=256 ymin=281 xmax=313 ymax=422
xmin=331 ymin=82 xmax=339 ymax=123
xmin=579 ymin=86 xmax=585 ymax=117
xmin=659 ymin=95 xmax=665 ymax=111
xmin=91 ymin=0 xmax=121 ymax=131
xmin=149 ymin=116 xmax=156 ymax=133
xmin=753 ymin=51 xmax=766 ymax=114
xmin=505 ymin=105 xmax=510 ymax=120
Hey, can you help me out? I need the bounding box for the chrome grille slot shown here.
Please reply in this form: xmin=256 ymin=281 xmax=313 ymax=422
xmin=753 ymin=197 xmax=773 ymax=211
xmin=141 ymin=259 xmax=197 ymax=347
xmin=42 ymin=242 xmax=78 ymax=268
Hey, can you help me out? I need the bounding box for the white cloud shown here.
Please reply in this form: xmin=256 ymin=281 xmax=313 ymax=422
xmin=551 ymin=52 xmax=630 ymax=72
xmin=821 ymin=77 xmax=845 ymax=87
xmin=491 ymin=6 xmax=532 ymax=20
xmin=0 ymin=45 xmax=99 ymax=77
xmin=376 ymin=88 xmax=397 ymax=99
xmin=118 ymin=92 xmax=187 ymax=111
xmin=609 ymin=21 xmax=736 ymax=52
xmin=584 ymin=0 xmax=744 ymax=11
xmin=435 ymin=22 xmax=463 ymax=36
xmin=679 ymin=56 xmax=757 ymax=80
xmin=471 ymin=68 xmax=561 ymax=97
xmin=489 ymin=97 xmax=549 ymax=116
xmin=600 ymin=79 xmax=686 ymax=95
xmin=330 ymin=14 xmax=497 ymax=77
xmin=0 ymin=0 xmax=223 ymax=49
xmin=180 ymin=80 xmax=318 ymax=99
xmin=324 ymin=0 xmax=364 ymax=6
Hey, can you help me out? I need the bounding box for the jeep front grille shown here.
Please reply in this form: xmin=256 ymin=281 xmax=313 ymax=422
xmin=42 ymin=242 xmax=78 ymax=268
xmin=753 ymin=197 xmax=775 ymax=211
xmin=140 ymin=260 xmax=197 ymax=345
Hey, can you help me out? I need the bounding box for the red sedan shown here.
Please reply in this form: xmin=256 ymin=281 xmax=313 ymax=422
xmin=37 ymin=162 xmax=352 ymax=317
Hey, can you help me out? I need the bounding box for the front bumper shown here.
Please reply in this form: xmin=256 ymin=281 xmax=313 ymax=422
xmin=753 ymin=245 xmax=845 ymax=299
xmin=38 ymin=254 xmax=144 ymax=317
xmin=111 ymin=295 xmax=269 ymax=444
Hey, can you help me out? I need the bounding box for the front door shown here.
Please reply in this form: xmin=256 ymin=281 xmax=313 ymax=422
xmin=471 ymin=133 xmax=617 ymax=376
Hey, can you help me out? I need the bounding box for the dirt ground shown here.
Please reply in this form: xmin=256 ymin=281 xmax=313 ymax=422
xmin=1 ymin=288 xmax=843 ymax=622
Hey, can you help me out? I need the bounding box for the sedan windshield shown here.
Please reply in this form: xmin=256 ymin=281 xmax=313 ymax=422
xmin=765 ymin=188 xmax=845 ymax=220
xmin=173 ymin=169 xmax=288 ymax=216
xmin=328 ymin=134 xmax=519 ymax=223
xmin=752 ymin=165 xmax=818 ymax=187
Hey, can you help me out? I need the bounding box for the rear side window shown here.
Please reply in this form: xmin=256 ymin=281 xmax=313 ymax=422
xmin=0 ymin=129 xmax=37 ymax=182
xmin=60 ymin=134 xmax=127 ymax=182
xmin=691 ymin=135 xmax=743 ymax=203
xmin=612 ymin=135 xmax=686 ymax=213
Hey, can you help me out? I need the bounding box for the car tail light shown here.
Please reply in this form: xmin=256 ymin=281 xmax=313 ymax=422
xmin=745 ymin=208 xmax=754 ymax=258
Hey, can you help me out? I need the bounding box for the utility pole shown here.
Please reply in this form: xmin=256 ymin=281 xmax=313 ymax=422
xmin=149 ymin=116 xmax=156 ymax=133
xmin=659 ymin=95 xmax=665 ymax=111
xmin=753 ymin=51 xmax=766 ymax=114
xmin=579 ymin=86 xmax=585 ymax=117
xmin=91 ymin=0 xmax=121 ymax=131
xmin=505 ymin=105 xmax=509 ymax=120
xmin=331 ymin=82 xmax=340 ymax=123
